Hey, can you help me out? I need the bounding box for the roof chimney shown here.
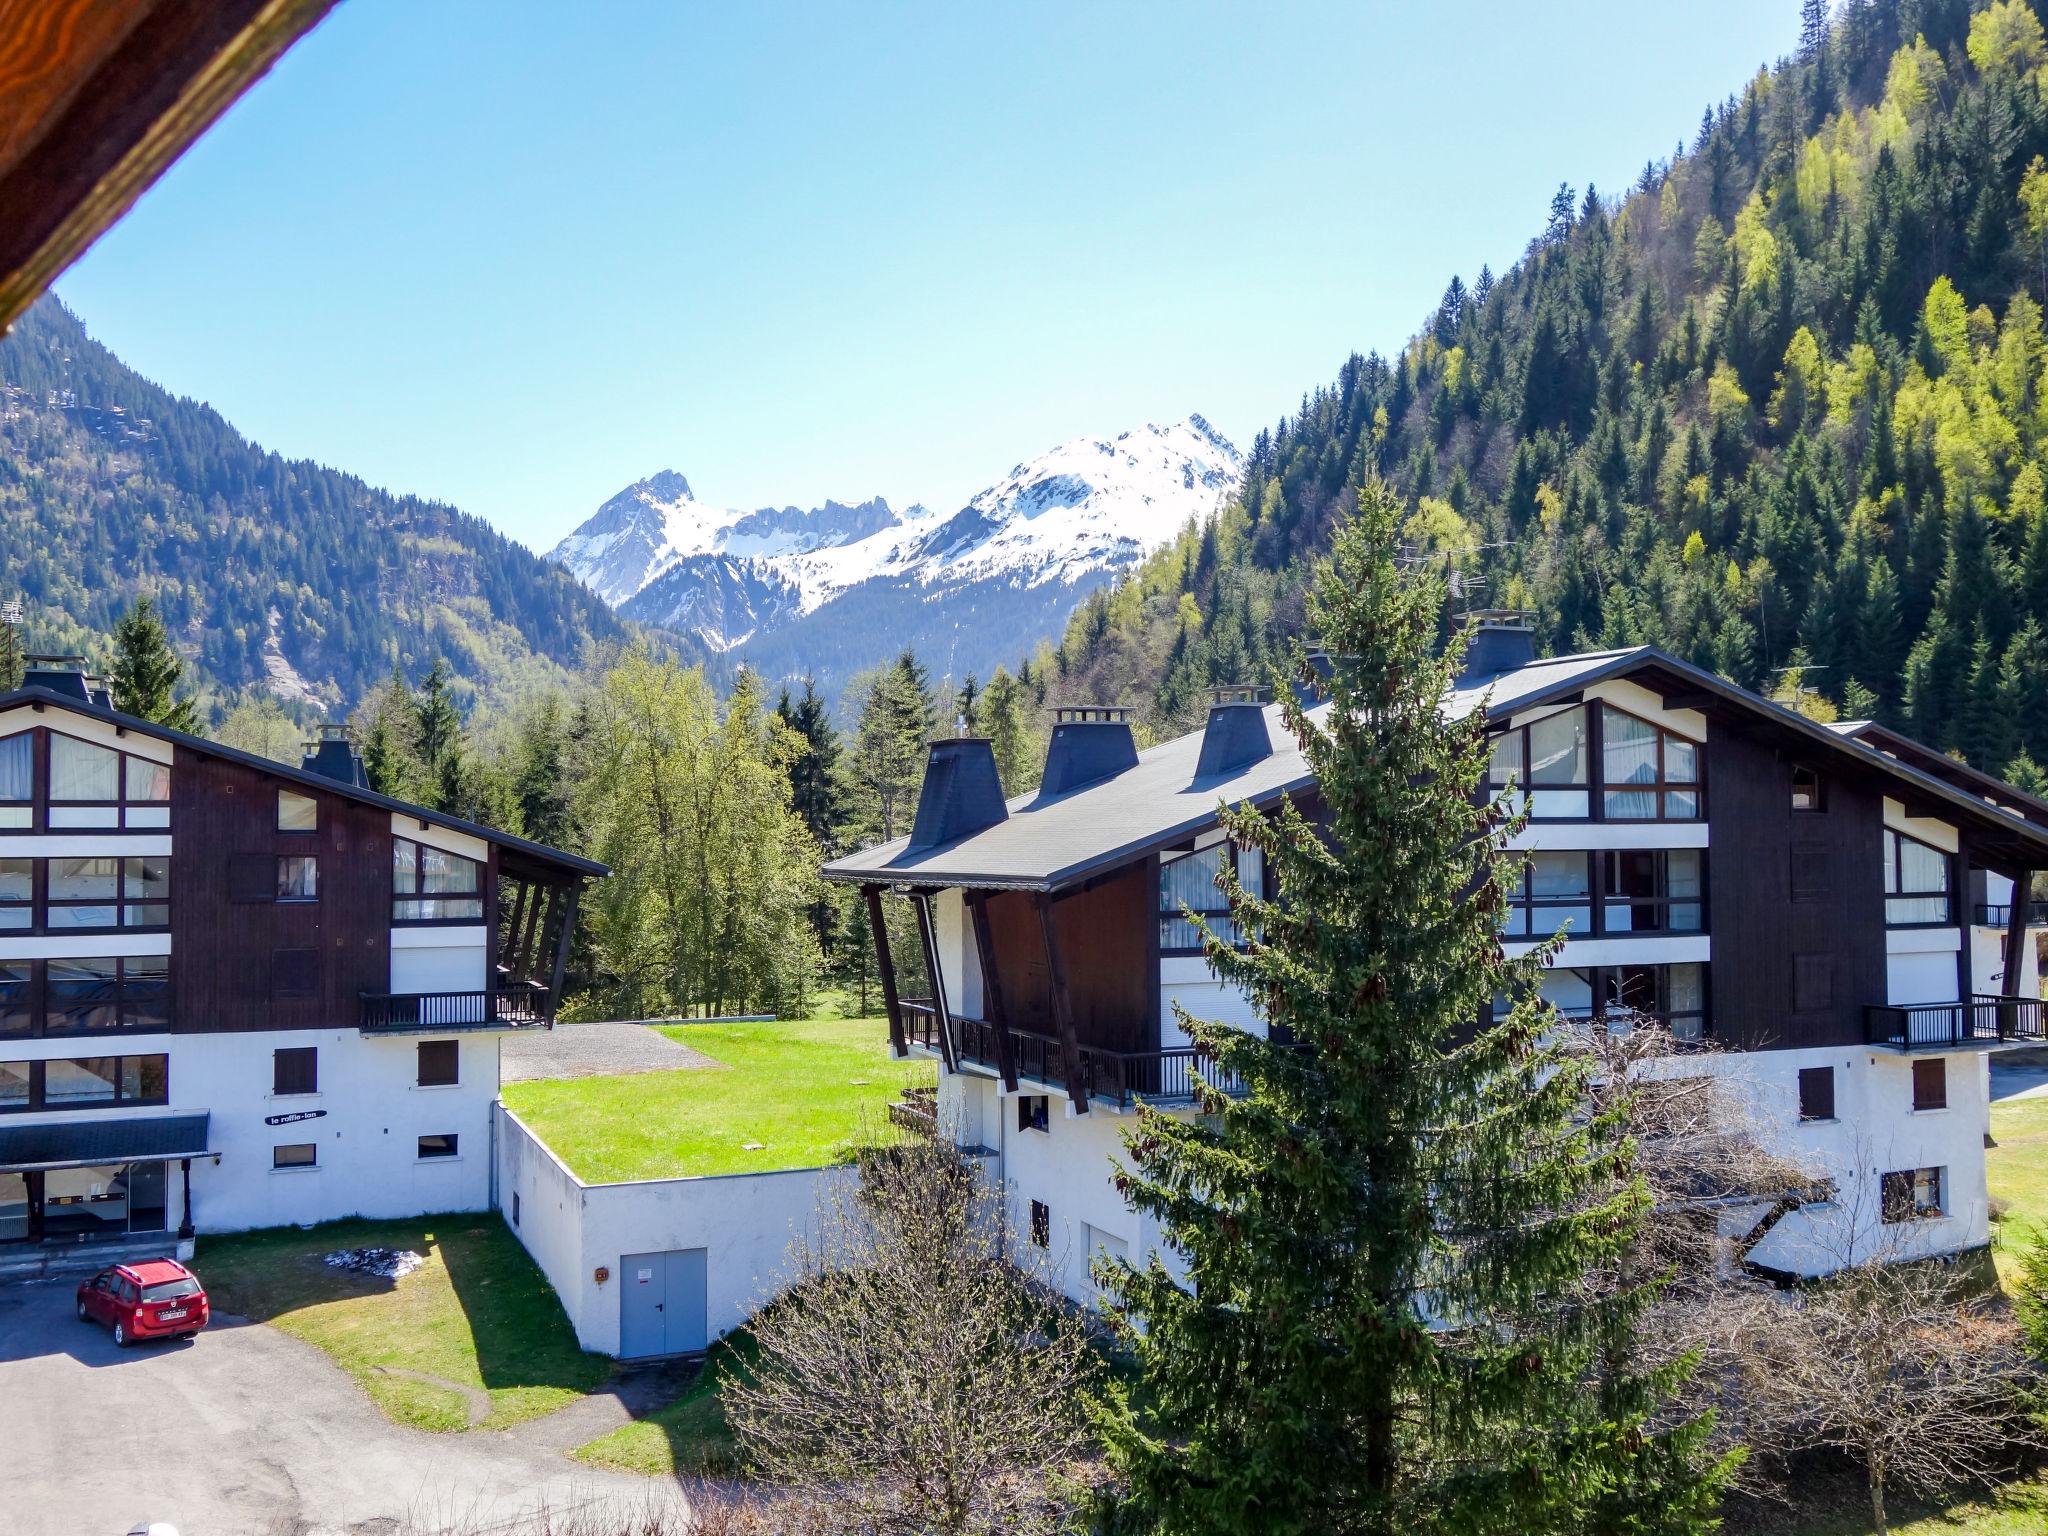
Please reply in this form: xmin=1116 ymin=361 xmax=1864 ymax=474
xmin=1040 ymin=705 xmax=1139 ymax=796
xmin=21 ymin=654 xmax=91 ymax=702
xmin=1194 ymin=686 xmax=1273 ymax=781
xmin=301 ymin=723 xmax=368 ymax=788
xmin=905 ymin=737 xmax=1008 ymax=852
xmin=1458 ymin=610 xmax=1536 ymax=684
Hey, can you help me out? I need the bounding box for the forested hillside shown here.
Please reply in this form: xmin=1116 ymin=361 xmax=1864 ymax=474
xmin=1049 ymin=0 xmax=2048 ymax=788
xmin=0 ymin=296 xmax=625 ymax=713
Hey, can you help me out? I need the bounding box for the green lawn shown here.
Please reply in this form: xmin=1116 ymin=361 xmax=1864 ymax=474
xmin=500 ymin=1014 xmax=931 ymax=1181
xmin=196 ymin=1214 xmax=612 ymax=1432
xmin=574 ymin=1331 xmax=756 ymax=1477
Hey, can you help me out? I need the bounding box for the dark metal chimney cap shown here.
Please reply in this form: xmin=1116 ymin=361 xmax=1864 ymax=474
xmin=1040 ymin=706 xmax=1139 ymax=796
xmin=1458 ymin=610 xmax=1536 ymax=683
xmin=22 ymin=654 xmax=91 ymax=702
xmin=1195 ymin=689 xmax=1273 ymax=780
xmin=300 ymin=722 xmax=368 ymax=788
xmin=906 ymin=737 xmax=1009 ymax=852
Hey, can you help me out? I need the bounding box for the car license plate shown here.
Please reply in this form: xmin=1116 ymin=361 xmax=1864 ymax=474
xmin=158 ymin=1307 xmax=187 ymax=1320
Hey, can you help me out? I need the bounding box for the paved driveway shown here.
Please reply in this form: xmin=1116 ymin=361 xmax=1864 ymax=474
xmin=0 ymin=1271 xmax=678 ymax=1536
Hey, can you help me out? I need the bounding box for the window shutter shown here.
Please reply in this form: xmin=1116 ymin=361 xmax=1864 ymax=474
xmin=273 ymin=1046 xmax=317 ymax=1095
xmin=1912 ymin=1058 xmax=1948 ymax=1112
xmin=229 ymin=853 xmax=274 ymax=903
xmin=1797 ymin=1066 xmax=1834 ymax=1121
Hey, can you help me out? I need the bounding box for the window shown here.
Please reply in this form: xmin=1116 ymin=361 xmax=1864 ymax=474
xmin=1488 ymin=705 xmax=1590 ymax=818
xmin=276 ymin=856 xmax=318 ymax=902
xmin=416 ymin=1039 xmax=459 ymax=1087
xmin=273 ymin=1143 xmax=317 ymax=1170
xmin=1793 ymin=954 xmax=1833 ymax=1014
xmin=1883 ymin=830 xmax=1951 ymax=925
xmin=0 ymin=734 xmax=29 ymax=827
xmin=1881 ymin=1166 xmax=1944 ymax=1222
xmin=1600 ymin=705 xmax=1701 ymax=820
xmin=1598 ymin=850 xmax=1704 ymax=934
xmin=1030 ymin=1199 xmax=1050 ymax=1248
xmin=278 ymin=790 xmax=318 ymax=832
xmin=1603 ymin=963 xmax=1707 ymax=1040
xmin=393 ymin=838 xmax=484 ymax=922
xmin=273 ymin=1046 xmax=318 ymax=1096
xmin=1159 ymin=841 xmax=1261 ymax=953
xmin=512 ymin=1191 xmax=521 ymax=1226
xmin=1503 ymin=851 xmax=1592 ymax=937
xmin=270 ymin=947 xmax=317 ymax=996
xmin=1018 ymin=1094 xmax=1050 ymax=1134
xmin=46 ymin=733 xmax=170 ymax=829
xmin=0 ymin=1054 xmax=168 ymax=1112
xmin=43 ymin=855 xmax=168 ymax=930
xmin=1912 ymin=1058 xmax=1948 ymax=1112
xmin=1792 ymin=765 xmax=1826 ymax=812
xmin=1797 ymin=1066 xmax=1835 ymax=1122
xmin=0 ymin=963 xmax=27 ymax=1038
xmin=0 ymin=858 xmax=26 ymax=929
xmin=43 ymin=955 xmax=170 ymax=1034
xmin=417 ymin=1133 xmax=459 ymax=1160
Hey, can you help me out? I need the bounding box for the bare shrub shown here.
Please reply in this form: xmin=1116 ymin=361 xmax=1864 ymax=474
xmin=724 ymin=1125 xmax=1098 ymax=1536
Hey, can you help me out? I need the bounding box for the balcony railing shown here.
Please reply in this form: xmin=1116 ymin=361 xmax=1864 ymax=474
xmin=896 ymin=998 xmax=1255 ymax=1108
xmin=1864 ymin=994 xmax=2046 ymax=1051
xmin=1975 ymin=901 xmax=2048 ymax=928
xmin=360 ymin=982 xmax=551 ymax=1033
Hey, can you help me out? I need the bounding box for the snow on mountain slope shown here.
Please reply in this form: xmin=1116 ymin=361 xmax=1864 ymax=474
xmin=551 ymin=414 xmax=1241 ymax=658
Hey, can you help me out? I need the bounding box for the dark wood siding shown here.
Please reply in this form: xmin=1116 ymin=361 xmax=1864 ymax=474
xmin=980 ymin=860 xmax=1152 ymax=1053
xmin=171 ymin=753 xmax=391 ymax=1034
xmin=1707 ymin=730 xmax=1886 ymax=1050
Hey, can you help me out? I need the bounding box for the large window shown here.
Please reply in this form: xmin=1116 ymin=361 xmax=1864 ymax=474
xmin=0 ymin=956 xmax=170 ymax=1037
xmin=0 ymin=1054 xmax=168 ymax=1112
xmin=1883 ymin=829 xmax=1951 ymax=926
xmin=1159 ymin=840 xmax=1263 ymax=954
xmin=43 ymin=856 xmax=169 ymax=930
xmin=47 ymin=733 xmax=171 ymax=829
xmin=0 ymin=858 xmax=25 ymax=929
xmin=278 ymin=790 xmax=318 ymax=832
xmin=0 ymin=734 xmax=28 ymax=828
xmin=393 ymin=838 xmax=484 ymax=923
xmin=1502 ymin=850 xmax=1704 ymax=939
xmin=1881 ymin=1166 xmax=1945 ymax=1222
xmin=1600 ymin=705 xmax=1700 ymax=819
xmin=1487 ymin=706 xmax=1590 ymax=818
xmin=1502 ymin=962 xmax=1707 ymax=1041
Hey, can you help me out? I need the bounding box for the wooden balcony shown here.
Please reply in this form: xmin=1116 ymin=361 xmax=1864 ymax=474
xmin=359 ymin=982 xmax=551 ymax=1035
xmin=1864 ymin=994 xmax=2046 ymax=1052
xmin=899 ymin=998 xmax=1250 ymax=1109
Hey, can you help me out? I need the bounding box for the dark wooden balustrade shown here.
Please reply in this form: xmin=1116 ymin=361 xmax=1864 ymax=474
xmin=1864 ymin=994 xmax=2046 ymax=1051
xmin=360 ymin=982 xmax=551 ymax=1033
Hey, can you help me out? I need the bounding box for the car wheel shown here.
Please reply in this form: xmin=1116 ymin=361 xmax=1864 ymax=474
xmin=112 ymin=1321 xmax=128 ymax=1348
xmin=75 ymin=1298 xmax=87 ymax=1321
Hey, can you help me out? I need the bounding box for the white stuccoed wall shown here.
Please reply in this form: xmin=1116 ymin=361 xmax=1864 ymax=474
xmin=495 ymin=1105 xmax=846 ymax=1356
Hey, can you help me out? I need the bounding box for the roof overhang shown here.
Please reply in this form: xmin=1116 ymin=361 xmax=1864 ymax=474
xmin=0 ymin=686 xmax=609 ymax=878
xmin=0 ymin=1111 xmax=212 ymax=1172
xmin=0 ymin=0 xmax=339 ymax=334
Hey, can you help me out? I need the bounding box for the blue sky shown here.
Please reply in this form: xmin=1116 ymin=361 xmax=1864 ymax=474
xmin=57 ymin=1 xmax=1800 ymax=553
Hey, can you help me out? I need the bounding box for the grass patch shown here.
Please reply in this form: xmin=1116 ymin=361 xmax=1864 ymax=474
xmin=501 ymin=1014 xmax=931 ymax=1181
xmin=1989 ymin=1093 xmax=2048 ymax=1285
xmin=195 ymin=1214 xmax=611 ymax=1432
xmin=574 ymin=1331 xmax=757 ymax=1477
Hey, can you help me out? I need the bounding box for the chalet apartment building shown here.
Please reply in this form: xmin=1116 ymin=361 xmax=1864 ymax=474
xmin=0 ymin=663 xmax=600 ymax=1266
xmin=825 ymin=618 xmax=2048 ymax=1301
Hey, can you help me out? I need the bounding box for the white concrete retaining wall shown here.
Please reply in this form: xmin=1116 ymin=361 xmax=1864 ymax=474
xmin=494 ymin=1104 xmax=845 ymax=1356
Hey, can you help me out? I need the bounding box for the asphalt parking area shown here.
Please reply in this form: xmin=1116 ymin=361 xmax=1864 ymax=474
xmin=0 ymin=1268 xmax=671 ymax=1536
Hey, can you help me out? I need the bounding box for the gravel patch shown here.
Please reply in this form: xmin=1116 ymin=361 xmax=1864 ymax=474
xmin=503 ymin=1021 xmax=725 ymax=1083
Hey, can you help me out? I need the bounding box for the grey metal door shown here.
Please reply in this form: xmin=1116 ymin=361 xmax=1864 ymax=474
xmin=619 ymin=1250 xmax=669 ymax=1358
xmin=618 ymin=1247 xmax=709 ymax=1357
xmin=664 ymin=1247 xmax=708 ymax=1354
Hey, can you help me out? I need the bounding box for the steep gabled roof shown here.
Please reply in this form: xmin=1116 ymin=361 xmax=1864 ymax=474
xmin=822 ymin=645 xmax=2048 ymax=892
xmin=0 ymin=685 xmax=607 ymax=879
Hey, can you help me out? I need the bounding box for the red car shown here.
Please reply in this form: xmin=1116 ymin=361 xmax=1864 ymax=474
xmin=75 ymin=1258 xmax=209 ymax=1346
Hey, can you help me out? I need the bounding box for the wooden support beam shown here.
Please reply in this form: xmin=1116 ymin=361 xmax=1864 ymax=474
xmin=546 ymin=884 xmax=580 ymax=1013
xmin=500 ymin=880 xmax=530 ymax=975
xmin=1034 ymin=893 xmax=1089 ymax=1114
xmin=1956 ymin=830 xmax=1975 ymax=1007
xmin=518 ymin=884 xmax=556 ymax=985
xmin=864 ymin=884 xmax=907 ymax=1059
xmin=2004 ymin=871 xmax=2031 ymax=999
xmin=912 ymin=893 xmax=958 ymax=1073
xmin=968 ymin=891 xmax=1017 ymax=1092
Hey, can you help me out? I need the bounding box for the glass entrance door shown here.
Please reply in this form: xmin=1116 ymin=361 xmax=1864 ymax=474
xmin=0 ymin=1171 xmax=26 ymax=1242
xmin=0 ymin=1163 xmax=168 ymax=1244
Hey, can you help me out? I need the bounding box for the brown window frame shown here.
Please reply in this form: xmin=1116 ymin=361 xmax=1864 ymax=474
xmin=1486 ymin=703 xmax=1704 ymax=823
xmin=272 ymin=1142 xmax=317 ymax=1169
xmin=0 ymin=1052 xmax=169 ymax=1112
xmin=1881 ymin=1166 xmax=1944 ymax=1223
xmin=1912 ymin=1058 xmax=1948 ymax=1112
xmin=1791 ymin=764 xmax=1826 ymax=812
xmin=1158 ymin=840 xmax=1263 ymax=956
xmin=40 ymin=728 xmax=173 ymax=831
xmin=392 ymin=837 xmax=486 ymax=925
xmin=0 ymin=955 xmax=172 ymax=1038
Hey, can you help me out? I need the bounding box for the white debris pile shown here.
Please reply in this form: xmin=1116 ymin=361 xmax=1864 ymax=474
xmin=322 ymin=1247 xmax=424 ymax=1280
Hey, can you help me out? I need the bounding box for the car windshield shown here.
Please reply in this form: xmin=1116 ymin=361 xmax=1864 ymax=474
xmin=141 ymin=1277 xmax=200 ymax=1301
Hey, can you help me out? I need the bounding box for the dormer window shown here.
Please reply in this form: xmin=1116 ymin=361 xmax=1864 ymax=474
xmin=1883 ymin=830 xmax=1951 ymax=926
xmin=1600 ymin=705 xmax=1700 ymax=820
xmin=1792 ymin=765 xmax=1825 ymax=812
xmin=1487 ymin=706 xmax=1589 ymax=818
xmin=46 ymin=732 xmax=170 ymax=829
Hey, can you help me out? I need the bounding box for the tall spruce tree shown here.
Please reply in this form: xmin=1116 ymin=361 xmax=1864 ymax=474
xmin=108 ymin=596 xmax=200 ymax=732
xmin=777 ymin=677 xmax=848 ymax=854
xmin=1094 ymin=482 xmax=1720 ymax=1536
xmin=0 ymin=609 xmax=23 ymax=692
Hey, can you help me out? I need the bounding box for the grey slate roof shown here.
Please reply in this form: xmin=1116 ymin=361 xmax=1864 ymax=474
xmin=822 ymin=643 xmax=2048 ymax=892
xmin=0 ymin=1112 xmax=212 ymax=1171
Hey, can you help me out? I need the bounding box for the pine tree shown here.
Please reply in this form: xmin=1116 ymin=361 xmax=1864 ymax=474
xmin=777 ymin=677 xmax=848 ymax=855
xmin=108 ymin=595 xmax=200 ymax=732
xmin=1095 ymin=481 xmax=1721 ymax=1536
xmin=512 ymin=692 xmax=574 ymax=847
xmin=0 ymin=608 xmax=22 ymax=692
xmin=413 ymin=658 xmax=462 ymax=780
